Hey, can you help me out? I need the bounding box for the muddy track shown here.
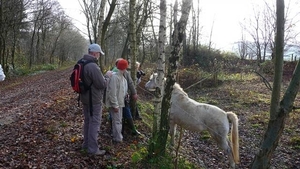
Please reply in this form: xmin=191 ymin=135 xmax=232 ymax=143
xmin=0 ymin=68 xmax=73 ymax=126
xmin=0 ymin=67 xmax=149 ymax=168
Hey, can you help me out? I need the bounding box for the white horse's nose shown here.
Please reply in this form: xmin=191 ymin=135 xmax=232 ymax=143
xmin=145 ymin=81 xmax=156 ymax=91
xmin=145 ymin=81 xmax=150 ymax=89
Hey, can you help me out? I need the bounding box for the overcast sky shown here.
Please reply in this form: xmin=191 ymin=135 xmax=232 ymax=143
xmin=58 ymin=0 xmax=300 ymax=51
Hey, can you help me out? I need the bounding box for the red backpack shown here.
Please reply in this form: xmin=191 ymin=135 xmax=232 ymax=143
xmin=70 ymin=59 xmax=96 ymax=116
xmin=70 ymin=59 xmax=95 ymax=93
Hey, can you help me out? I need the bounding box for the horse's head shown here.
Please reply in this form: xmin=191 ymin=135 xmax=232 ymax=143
xmin=145 ymin=73 xmax=158 ymax=91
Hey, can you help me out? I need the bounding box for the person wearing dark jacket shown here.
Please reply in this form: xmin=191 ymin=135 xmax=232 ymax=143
xmin=131 ymin=61 xmax=145 ymax=120
xmin=80 ymin=43 xmax=107 ymax=155
xmin=136 ymin=61 xmax=145 ymax=85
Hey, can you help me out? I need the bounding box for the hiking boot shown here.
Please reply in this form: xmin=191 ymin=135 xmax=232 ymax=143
xmin=127 ymin=118 xmax=141 ymax=135
xmin=135 ymin=116 xmax=142 ymax=120
xmin=134 ymin=107 xmax=142 ymax=120
xmin=93 ymin=149 xmax=106 ymax=156
xmin=132 ymin=129 xmax=141 ymax=135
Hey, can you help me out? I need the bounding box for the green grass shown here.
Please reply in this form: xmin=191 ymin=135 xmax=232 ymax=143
xmin=248 ymin=112 xmax=269 ymax=124
xmin=199 ymin=131 xmax=211 ymax=140
xmin=290 ymin=136 xmax=300 ymax=149
xmin=218 ymin=72 xmax=258 ymax=81
xmin=12 ymin=64 xmax=57 ymax=76
xmin=59 ymin=121 xmax=68 ymax=127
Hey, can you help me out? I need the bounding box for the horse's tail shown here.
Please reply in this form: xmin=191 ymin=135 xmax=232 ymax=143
xmin=227 ymin=111 xmax=240 ymax=164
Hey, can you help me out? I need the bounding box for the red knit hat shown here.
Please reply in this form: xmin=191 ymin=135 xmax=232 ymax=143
xmin=117 ymin=59 xmax=128 ymax=70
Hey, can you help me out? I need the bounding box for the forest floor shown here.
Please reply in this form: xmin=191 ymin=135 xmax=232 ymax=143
xmin=0 ymin=61 xmax=300 ymax=169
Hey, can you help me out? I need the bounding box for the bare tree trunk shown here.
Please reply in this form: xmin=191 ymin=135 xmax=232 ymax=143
xmin=136 ymin=0 xmax=151 ymax=50
xmin=250 ymin=0 xmax=300 ymax=168
xmin=162 ymin=0 xmax=192 ymax=155
xmin=128 ymin=0 xmax=137 ymax=117
xmin=0 ymin=0 xmax=3 ymax=66
xmin=49 ymin=21 xmax=69 ymax=64
xmin=121 ymin=1 xmax=151 ymax=61
xmin=121 ymin=34 xmax=130 ymax=59
xmin=97 ymin=0 xmax=106 ymax=43
xmin=169 ymin=3 xmax=173 ymax=46
xmin=196 ymin=0 xmax=200 ymax=47
xmin=100 ymin=0 xmax=117 ymax=67
xmin=208 ymin=20 xmax=214 ymax=51
xmin=81 ymin=0 xmax=117 ymax=71
xmin=148 ymin=0 xmax=193 ymax=158
xmin=97 ymin=0 xmax=106 ymax=67
xmin=30 ymin=19 xmax=38 ymax=68
xmin=147 ymin=0 xmax=167 ymax=158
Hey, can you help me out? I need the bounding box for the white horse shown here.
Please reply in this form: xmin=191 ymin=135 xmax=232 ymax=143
xmin=145 ymin=73 xmax=239 ymax=168
xmin=0 ymin=64 xmax=5 ymax=81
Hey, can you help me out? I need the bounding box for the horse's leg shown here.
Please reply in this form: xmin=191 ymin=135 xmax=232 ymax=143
xmin=219 ymin=137 xmax=235 ymax=169
xmin=211 ymin=131 xmax=235 ymax=169
xmin=169 ymin=120 xmax=177 ymax=146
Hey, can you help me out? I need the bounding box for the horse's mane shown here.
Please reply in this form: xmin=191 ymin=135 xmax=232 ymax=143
xmin=173 ymin=83 xmax=188 ymax=97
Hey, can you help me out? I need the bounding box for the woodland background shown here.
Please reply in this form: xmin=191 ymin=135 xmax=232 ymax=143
xmin=1 ymin=0 xmax=300 ymax=168
xmin=1 ymin=0 xmax=300 ymax=73
xmin=0 ymin=60 xmax=299 ymax=168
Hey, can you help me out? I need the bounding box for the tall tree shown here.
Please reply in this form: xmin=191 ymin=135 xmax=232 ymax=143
xmin=236 ymin=26 xmax=249 ymax=60
xmin=251 ymin=0 xmax=300 ymax=168
xmin=147 ymin=0 xmax=193 ymax=158
xmin=0 ymin=0 xmax=27 ymax=69
xmin=165 ymin=0 xmax=192 ymax=150
xmin=80 ymin=0 xmax=117 ymax=70
xmin=243 ymin=0 xmax=300 ymax=62
xmin=129 ymin=0 xmax=137 ymax=78
xmin=147 ymin=0 xmax=167 ymax=158
xmin=128 ymin=0 xmax=137 ymax=118
xmin=0 ymin=0 xmax=84 ymax=73
xmin=100 ymin=0 xmax=117 ymax=67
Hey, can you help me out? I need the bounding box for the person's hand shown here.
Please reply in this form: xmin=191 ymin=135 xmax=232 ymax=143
xmin=105 ymin=71 xmax=113 ymax=77
xmin=132 ymin=94 xmax=138 ymax=100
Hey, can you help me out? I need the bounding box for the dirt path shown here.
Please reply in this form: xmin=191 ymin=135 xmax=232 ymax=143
xmin=0 ymin=68 xmax=73 ymax=125
xmin=0 ymin=67 xmax=150 ymax=168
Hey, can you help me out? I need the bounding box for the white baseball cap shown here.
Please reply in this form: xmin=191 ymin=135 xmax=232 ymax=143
xmin=88 ymin=43 xmax=105 ymax=55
